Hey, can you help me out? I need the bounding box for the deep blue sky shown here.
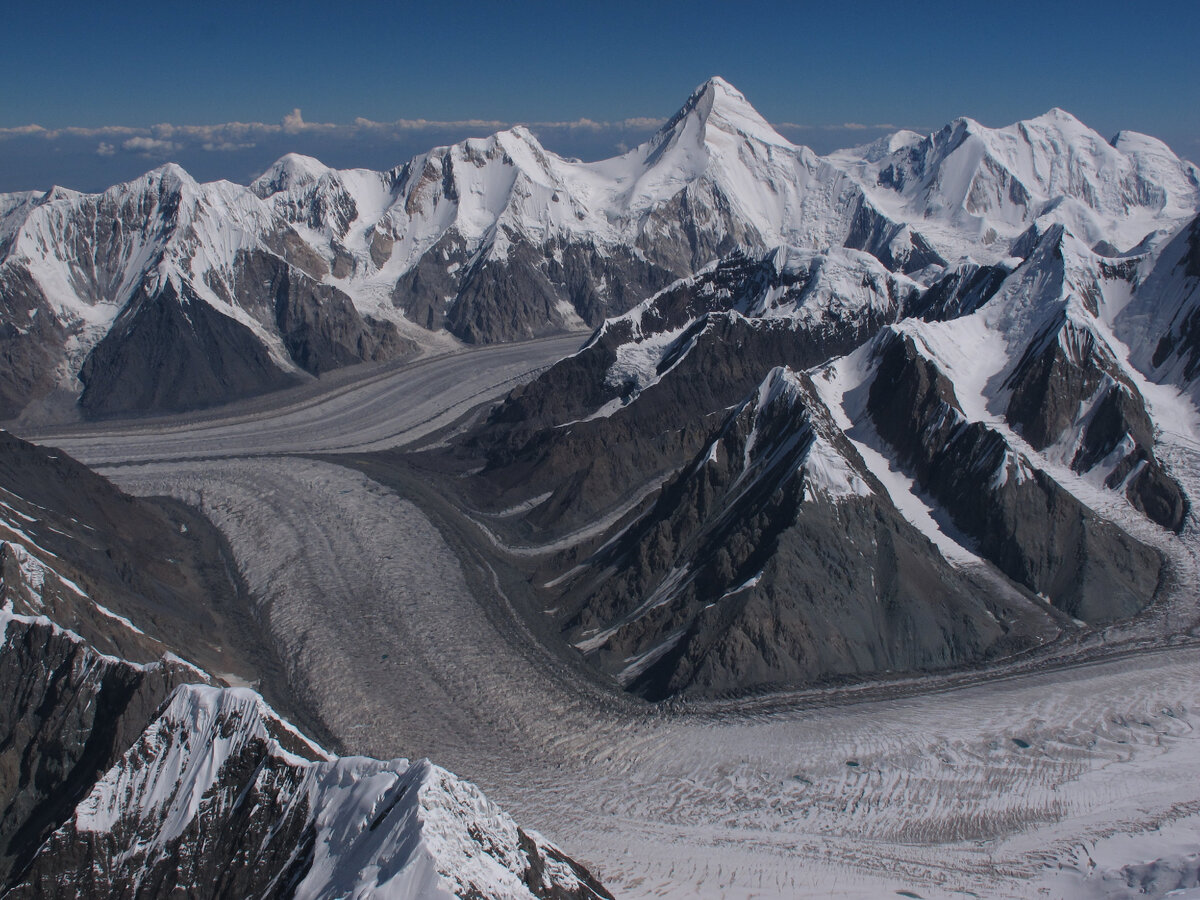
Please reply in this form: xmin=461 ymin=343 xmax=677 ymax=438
xmin=3 ymin=0 xmax=1197 ymax=192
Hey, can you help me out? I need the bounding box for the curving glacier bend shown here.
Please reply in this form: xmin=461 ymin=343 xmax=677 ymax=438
xmin=19 ymin=339 xmax=1199 ymax=900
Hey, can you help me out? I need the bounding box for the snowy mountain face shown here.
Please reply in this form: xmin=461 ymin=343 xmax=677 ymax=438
xmin=829 ymin=108 xmax=1200 ymax=261
xmin=4 ymin=77 xmax=1195 ymax=421
xmin=443 ymin=94 xmax=1200 ymax=697
xmin=1118 ymin=212 xmax=1200 ymax=402
xmin=0 ymin=165 xmax=417 ymax=419
xmin=0 ymin=431 xmax=610 ymax=898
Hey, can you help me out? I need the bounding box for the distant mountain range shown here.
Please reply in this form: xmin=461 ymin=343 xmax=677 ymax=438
xmin=2 ymin=77 xmax=1195 ymax=420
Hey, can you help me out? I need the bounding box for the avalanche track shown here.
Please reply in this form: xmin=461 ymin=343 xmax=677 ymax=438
xmin=19 ymin=337 xmax=1200 ymax=900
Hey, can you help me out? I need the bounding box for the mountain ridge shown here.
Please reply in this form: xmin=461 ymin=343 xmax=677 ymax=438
xmin=3 ymin=78 xmax=1196 ymax=420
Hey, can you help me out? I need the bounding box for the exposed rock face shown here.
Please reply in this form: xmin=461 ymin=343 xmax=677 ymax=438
xmin=1004 ymin=314 xmax=1187 ymax=532
xmin=78 ymin=279 xmax=303 ymax=417
xmin=396 ymin=236 xmax=675 ymax=344
xmin=468 ymin=248 xmax=919 ymax=533
xmin=233 ymin=249 xmax=414 ymax=376
xmin=441 ymin=225 xmax=1186 ymax=698
xmin=0 ymin=269 xmax=67 ymax=421
xmin=0 ymin=430 xmax=262 ymax=677
xmin=0 ymin=612 xmax=194 ymax=886
xmin=843 ymin=199 xmax=947 ymax=274
xmin=867 ymin=330 xmax=1162 ymax=623
xmin=558 ymin=368 xmax=1057 ymax=700
xmin=75 ymin=249 xmax=419 ymax=418
xmin=907 ymin=260 xmax=1012 ymax=321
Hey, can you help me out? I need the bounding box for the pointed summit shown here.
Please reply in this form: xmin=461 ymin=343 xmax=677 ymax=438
xmin=652 ymin=77 xmax=792 ymax=153
xmin=1032 ymin=107 xmax=1088 ymax=128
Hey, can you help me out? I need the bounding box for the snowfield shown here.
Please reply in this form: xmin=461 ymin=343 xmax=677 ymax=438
xmin=22 ymin=338 xmax=1200 ymax=900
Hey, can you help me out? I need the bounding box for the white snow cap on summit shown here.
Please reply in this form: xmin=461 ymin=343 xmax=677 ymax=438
xmin=252 ymin=152 xmax=333 ymax=193
xmin=673 ymin=76 xmax=793 ymax=148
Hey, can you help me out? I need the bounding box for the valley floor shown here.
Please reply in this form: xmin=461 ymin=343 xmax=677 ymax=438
xmin=22 ymin=338 xmax=1200 ymax=899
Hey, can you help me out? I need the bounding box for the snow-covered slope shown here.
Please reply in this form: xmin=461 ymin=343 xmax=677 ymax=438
xmin=843 ymin=223 xmax=1189 ymax=535
xmin=1117 ymin=212 xmax=1200 ymax=403
xmin=830 ymin=108 xmax=1200 ymax=262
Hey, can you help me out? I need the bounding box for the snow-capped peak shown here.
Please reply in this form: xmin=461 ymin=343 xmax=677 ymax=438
xmin=35 ymin=185 xmax=84 ymax=206
xmin=649 ymin=76 xmax=793 ymax=154
xmin=57 ymin=682 xmax=607 ymax=899
xmin=829 ymin=106 xmax=1200 ymax=263
xmin=138 ymin=162 xmax=198 ymax=197
xmin=251 ymin=152 xmax=334 ymax=195
xmin=1028 ymin=107 xmax=1089 ymax=129
xmin=849 ymin=129 xmax=926 ymax=163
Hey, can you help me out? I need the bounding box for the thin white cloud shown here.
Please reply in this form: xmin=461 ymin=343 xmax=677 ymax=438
xmin=0 ymin=109 xmax=667 ymax=152
xmin=122 ymin=137 xmax=182 ymax=156
xmin=202 ymin=141 xmax=256 ymax=152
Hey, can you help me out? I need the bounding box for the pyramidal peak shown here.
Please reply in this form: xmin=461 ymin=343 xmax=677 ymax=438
xmin=653 ymin=76 xmax=793 ymax=153
xmin=142 ymin=161 xmax=195 ymax=186
xmin=492 ymin=122 xmax=556 ymax=159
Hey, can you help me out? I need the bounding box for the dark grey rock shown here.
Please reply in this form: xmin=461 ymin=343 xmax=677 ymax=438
xmin=78 ymin=279 xmax=302 ymax=418
xmin=466 ymin=250 xmax=914 ymax=534
xmin=0 ymin=430 xmax=297 ymax=719
xmin=1149 ymin=215 xmax=1200 ymax=382
xmin=392 ymin=233 xmax=675 ymax=344
xmin=557 ymin=368 xmax=1056 ymax=700
xmin=907 ymin=261 xmax=1011 ymax=321
xmin=844 ymin=198 xmax=946 ymax=274
xmin=867 ymin=330 xmax=1163 ymax=623
xmin=0 ymin=615 xmax=193 ymax=887
xmin=1004 ymin=313 xmax=1187 ymax=532
xmin=235 ymin=250 xmax=416 ymax=375
xmin=0 ymin=269 xmax=65 ymax=421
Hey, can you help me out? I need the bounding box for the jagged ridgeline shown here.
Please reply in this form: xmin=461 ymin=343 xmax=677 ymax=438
xmin=0 ymin=432 xmax=611 ymax=898
xmin=3 ymin=77 xmax=1196 ymax=421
